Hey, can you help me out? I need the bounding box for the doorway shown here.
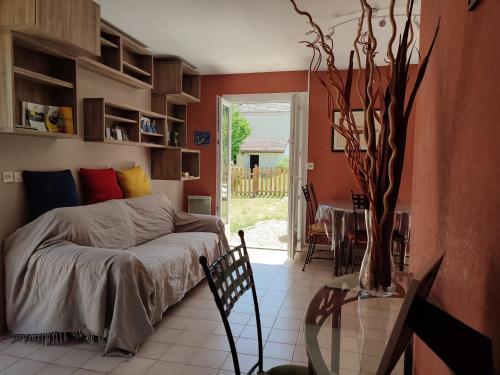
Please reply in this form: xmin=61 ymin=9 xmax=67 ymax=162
xmin=217 ymin=93 xmax=309 ymax=257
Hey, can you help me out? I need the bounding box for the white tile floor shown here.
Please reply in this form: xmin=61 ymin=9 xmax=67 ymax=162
xmin=0 ymin=249 xmax=396 ymax=375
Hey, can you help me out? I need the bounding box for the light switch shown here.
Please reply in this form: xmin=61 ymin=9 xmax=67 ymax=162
xmin=307 ymin=162 xmax=314 ymax=170
xmin=14 ymin=171 xmax=23 ymax=183
xmin=3 ymin=171 xmax=14 ymax=183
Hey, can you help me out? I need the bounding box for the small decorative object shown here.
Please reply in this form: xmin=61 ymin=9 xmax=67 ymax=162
xmin=184 ymin=172 xmax=190 ymax=179
xmin=151 ymin=120 xmax=158 ymax=134
xmin=291 ymin=0 xmax=439 ymax=295
xmin=121 ymin=128 xmax=129 ymax=141
xmin=195 ymin=131 xmax=211 ymax=146
xmin=111 ymin=127 xmax=117 ymax=140
xmin=115 ymin=127 xmax=123 ymax=141
xmin=171 ymin=130 xmax=179 ymax=146
xmin=105 ymin=127 xmax=112 ymax=139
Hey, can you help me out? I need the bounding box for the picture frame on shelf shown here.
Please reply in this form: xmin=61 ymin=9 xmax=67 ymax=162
xmin=115 ymin=127 xmax=123 ymax=141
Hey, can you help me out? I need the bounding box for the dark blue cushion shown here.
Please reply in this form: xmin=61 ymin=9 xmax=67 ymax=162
xmin=23 ymin=170 xmax=80 ymax=221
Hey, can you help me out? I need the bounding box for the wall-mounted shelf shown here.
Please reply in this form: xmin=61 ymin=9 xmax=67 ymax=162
xmin=151 ymin=94 xmax=188 ymax=148
xmin=84 ymin=98 xmax=167 ymax=148
xmin=153 ymin=59 xmax=200 ymax=104
xmin=78 ymin=21 xmax=153 ymax=89
xmin=0 ymin=32 xmax=78 ymax=138
xmin=151 ymin=147 xmax=200 ymax=181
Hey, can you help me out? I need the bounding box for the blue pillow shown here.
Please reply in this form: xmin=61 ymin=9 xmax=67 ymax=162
xmin=23 ymin=170 xmax=80 ymax=221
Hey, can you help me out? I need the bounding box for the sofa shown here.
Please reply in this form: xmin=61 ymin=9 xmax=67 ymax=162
xmin=4 ymin=193 xmax=228 ymax=356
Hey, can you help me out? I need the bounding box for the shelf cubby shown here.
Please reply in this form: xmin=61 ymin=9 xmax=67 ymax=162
xmin=153 ymin=59 xmax=200 ymax=104
xmin=139 ymin=110 xmax=167 ymax=148
xmin=84 ymin=98 xmax=140 ymax=145
xmin=151 ymin=148 xmax=200 ymax=181
xmin=0 ymin=33 xmax=78 ymax=138
xmin=121 ymin=38 xmax=153 ymax=86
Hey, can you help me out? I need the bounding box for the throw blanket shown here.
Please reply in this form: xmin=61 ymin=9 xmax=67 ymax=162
xmin=4 ymin=194 xmax=228 ymax=355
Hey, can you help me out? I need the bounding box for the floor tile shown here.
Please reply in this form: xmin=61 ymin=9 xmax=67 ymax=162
xmin=235 ymin=338 xmax=259 ymax=356
xmin=264 ymin=342 xmax=295 ymax=360
xmin=189 ymin=348 xmax=229 ymax=369
xmin=27 ymin=345 xmax=70 ymax=362
xmin=0 ymin=354 xmax=19 ymax=372
xmin=36 ymin=364 xmax=75 ymax=375
xmin=181 ymin=364 xmax=219 ymax=375
xmin=111 ymin=357 xmax=156 ymax=375
xmin=150 ymin=327 xmax=184 ymax=344
xmin=239 ymin=325 xmax=270 ymax=341
xmin=137 ymin=341 xmax=170 ymax=359
xmin=185 ymin=319 xmax=220 ymax=333
xmin=72 ymin=369 xmax=105 ymax=375
xmin=214 ymin=323 xmax=244 ymax=338
xmin=145 ymin=360 xmax=185 ymax=375
xmin=268 ymin=328 xmax=299 ymax=345
xmin=1 ymin=342 xmax=40 ymax=358
xmin=0 ymin=358 xmax=46 ymax=375
xmin=202 ymin=334 xmax=231 ymax=351
xmin=53 ymin=348 xmax=97 ymax=368
xmin=176 ymin=331 xmax=210 ymax=348
xmin=273 ymin=318 xmax=302 ymax=331
xmin=160 ymin=345 xmax=199 ymax=364
xmin=81 ymin=352 xmax=125 ymax=372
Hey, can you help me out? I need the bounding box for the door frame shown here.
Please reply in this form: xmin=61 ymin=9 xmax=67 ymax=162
xmin=216 ymin=96 xmax=232 ymax=238
xmin=221 ymin=92 xmax=309 ymax=257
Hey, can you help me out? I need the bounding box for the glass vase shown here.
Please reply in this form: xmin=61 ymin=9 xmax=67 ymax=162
xmin=358 ymin=209 xmax=395 ymax=297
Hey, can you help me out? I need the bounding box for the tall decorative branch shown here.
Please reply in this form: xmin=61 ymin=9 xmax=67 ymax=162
xmin=291 ymin=0 xmax=439 ymax=290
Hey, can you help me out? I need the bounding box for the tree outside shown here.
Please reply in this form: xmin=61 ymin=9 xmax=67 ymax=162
xmin=231 ymin=106 xmax=251 ymax=164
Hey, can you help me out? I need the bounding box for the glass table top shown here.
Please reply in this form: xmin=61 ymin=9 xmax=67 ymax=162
xmin=304 ymin=272 xmax=411 ymax=375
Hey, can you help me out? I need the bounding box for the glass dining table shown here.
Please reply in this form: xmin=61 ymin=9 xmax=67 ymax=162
xmin=303 ymin=272 xmax=412 ymax=375
xmin=315 ymin=200 xmax=411 ymax=276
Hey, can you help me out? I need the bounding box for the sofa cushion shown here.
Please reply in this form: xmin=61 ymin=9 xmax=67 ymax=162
xmin=80 ymin=168 xmax=123 ymax=204
xmin=23 ymin=169 xmax=80 ymax=221
xmin=116 ymin=166 xmax=152 ymax=198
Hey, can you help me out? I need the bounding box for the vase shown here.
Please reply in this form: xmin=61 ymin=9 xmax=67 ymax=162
xmin=358 ymin=209 xmax=396 ymax=297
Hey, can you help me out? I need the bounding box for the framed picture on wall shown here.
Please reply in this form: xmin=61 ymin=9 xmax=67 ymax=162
xmin=331 ymin=110 xmax=381 ymax=152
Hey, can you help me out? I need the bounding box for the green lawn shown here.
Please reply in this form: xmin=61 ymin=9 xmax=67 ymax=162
xmin=230 ymin=197 xmax=288 ymax=233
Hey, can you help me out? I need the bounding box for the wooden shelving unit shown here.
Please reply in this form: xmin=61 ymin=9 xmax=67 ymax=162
xmin=152 ymin=94 xmax=188 ymax=148
xmin=0 ymin=32 xmax=79 ymax=138
xmin=151 ymin=148 xmax=200 ymax=181
xmin=78 ymin=21 xmax=153 ymax=89
xmin=84 ymin=98 xmax=167 ymax=148
xmin=153 ymin=59 xmax=201 ymax=104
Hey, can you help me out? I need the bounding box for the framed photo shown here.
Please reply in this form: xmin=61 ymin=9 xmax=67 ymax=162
xmin=331 ymin=110 xmax=381 ymax=152
xmin=194 ymin=131 xmax=210 ymax=146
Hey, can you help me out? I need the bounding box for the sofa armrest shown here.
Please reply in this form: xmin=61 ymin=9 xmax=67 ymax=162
xmin=174 ymin=211 xmax=229 ymax=251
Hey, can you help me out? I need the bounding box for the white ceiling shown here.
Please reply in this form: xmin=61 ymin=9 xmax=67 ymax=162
xmin=96 ymin=0 xmax=420 ymax=75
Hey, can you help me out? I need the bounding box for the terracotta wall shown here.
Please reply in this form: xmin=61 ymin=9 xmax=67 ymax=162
xmin=186 ymin=68 xmax=415 ymax=213
xmin=411 ymin=0 xmax=500 ymax=373
xmin=185 ymin=71 xmax=308 ymax=213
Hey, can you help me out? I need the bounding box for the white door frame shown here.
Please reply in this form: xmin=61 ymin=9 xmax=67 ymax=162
xmin=221 ymin=92 xmax=309 ymax=257
xmin=216 ymin=96 xmax=232 ymax=238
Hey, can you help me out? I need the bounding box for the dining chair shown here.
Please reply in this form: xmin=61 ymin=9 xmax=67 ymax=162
xmin=199 ymin=231 xmax=308 ymax=375
xmin=345 ymin=191 xmax=369 ymax=273
xmin=301 ymin=183 xmax=331 ymax=271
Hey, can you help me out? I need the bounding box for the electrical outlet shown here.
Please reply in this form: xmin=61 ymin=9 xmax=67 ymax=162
xmin=307 ymin=162 xmax=314 ymax=170
xmin=3 ymin=171 xmax=14 ymax=183
xmin=14 ymin=171 xmax=23 ymax=183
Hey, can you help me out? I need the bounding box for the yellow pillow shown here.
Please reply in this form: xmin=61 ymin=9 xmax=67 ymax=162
xmin=116 ymin=166 xmax=152 ymax=198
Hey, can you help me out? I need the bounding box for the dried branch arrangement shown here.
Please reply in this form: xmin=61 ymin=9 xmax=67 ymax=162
xmin=291 ymin=0 xmax=439 ymax=290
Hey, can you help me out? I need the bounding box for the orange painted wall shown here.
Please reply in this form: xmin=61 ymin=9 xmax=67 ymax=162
xmin=185 ymin=71 xmax=308 ymax=213
xmin=411 ymin=0 xmax=500 ymax=373
xmin=186 ymin=68 xmax=416 ymax=213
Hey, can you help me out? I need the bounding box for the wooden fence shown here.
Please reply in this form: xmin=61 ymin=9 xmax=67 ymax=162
xmin=231 ymin=166 xmax=289 ymax=197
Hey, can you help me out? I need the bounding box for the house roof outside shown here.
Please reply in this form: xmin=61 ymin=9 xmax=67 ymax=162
xmin=240 ymin=138 xmax=289 ymax=153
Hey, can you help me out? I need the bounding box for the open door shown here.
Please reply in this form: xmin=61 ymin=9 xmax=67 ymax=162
xmin=216 ymin=96 xmax=232 ymax=238
xmin=288 ymin=92 xmax=309 ymax=259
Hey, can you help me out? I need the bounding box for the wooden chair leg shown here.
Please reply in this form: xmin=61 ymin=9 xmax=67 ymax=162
xmin=302 ymin=238 xmax=313 ymax=271
xmin=309 ymin=236 xmax=317 ymax=264
xmin=345 ymin=240 xmax=352 ymax=275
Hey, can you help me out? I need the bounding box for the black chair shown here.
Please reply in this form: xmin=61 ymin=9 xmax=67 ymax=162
xmin=199 ymin=231 xmax=308 ymax=375
xmin=345 ymin=191 xmax=369 ymax=273
xmin=301 ymin=183 xmax=331 ymax=271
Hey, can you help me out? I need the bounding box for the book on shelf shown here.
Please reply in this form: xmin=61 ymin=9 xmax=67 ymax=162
xmin=21 ymin=102 xmax=47 ymax=132
xmin=18 ymin=102 xmax=74 ymax=134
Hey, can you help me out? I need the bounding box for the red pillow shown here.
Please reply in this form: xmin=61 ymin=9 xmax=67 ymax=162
xmin=79 ymin=168 xmax=123 ymax=204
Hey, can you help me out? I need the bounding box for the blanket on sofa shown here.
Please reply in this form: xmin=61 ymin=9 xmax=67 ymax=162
xmin=4 ymin=194 xmax=228 ymax=355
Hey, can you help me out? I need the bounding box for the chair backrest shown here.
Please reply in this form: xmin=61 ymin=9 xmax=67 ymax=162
xmin=351 ymin=191 xmax=369 ymax=232
xmin=309 ymin=183 xmax=319 ymax=211
xmin=199 ymin=231 xmax=263 ymax=375
xmin=302 ymin=184 xmax=316 ymax=228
